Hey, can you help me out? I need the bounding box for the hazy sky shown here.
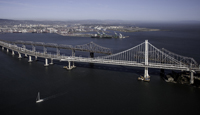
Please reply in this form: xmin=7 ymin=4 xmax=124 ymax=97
xmin=0 ymin=0 xmax=200 ymax=21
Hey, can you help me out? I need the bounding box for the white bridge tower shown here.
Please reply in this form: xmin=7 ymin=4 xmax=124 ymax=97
xmin=144 ymin=40 xmax=150 ymax=81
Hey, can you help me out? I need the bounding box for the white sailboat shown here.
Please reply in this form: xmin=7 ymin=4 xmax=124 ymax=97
xmin=36 ymin=92 xmax=44 ymax=103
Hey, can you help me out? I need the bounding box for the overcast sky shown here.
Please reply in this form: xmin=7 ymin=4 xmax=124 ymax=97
xmin=0 ymin=0 xmax=200 ymax=21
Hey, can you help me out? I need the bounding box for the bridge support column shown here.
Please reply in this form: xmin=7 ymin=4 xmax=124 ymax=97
xmin=28 ymin=55 xmax=32 ymax=62
xmin=72 ymin=61 xmax=76 ymax=68
xmin=144 ymin=40 xmax=150 ymax=81
xmin=67 ymin=61 xmax=72 ymax=70
xmin=2 ymin=47 xmax=4 ymax=50
xmin=7 ymin=49 xmax=9 ymax=52
xmin=63 ymin=61 xmax=74 ymax=70
xmin=44 ymin=58 xmax=49 ymax=66
xmin=68 ymin=61 xmax=72 ymax=70
xmin=35 ymin=56 xmax=38 ymax=61
xmin=18 ymin=52 xmax=22 ymax=58
xmin=50 ymin=59 xmax=53 ymax=65
xmin=12 ymin=50 xmax=15 ymax=55
xmin=25 ymin=54 xmax=28 ymax=57
xmin=190 ymin=71 xmax=194 ymax=84
xmin=90 ymin=52 xmax=94 ymax=58
xmin=144 ymin=67 xmax=150 ymax=81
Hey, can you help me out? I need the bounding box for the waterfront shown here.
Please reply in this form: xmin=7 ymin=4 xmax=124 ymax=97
xmin=1 ymin=23 xmax=200 ymax=115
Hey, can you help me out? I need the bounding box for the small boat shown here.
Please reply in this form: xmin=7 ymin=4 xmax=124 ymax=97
xmin=138 ymin=76 xmax=144 ymax=81
xmin=36 ymin=92 xmax=43 ymax=103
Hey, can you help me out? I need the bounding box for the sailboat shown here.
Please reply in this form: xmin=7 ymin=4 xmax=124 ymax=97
xmin=36 ymin=92 xmax=44 ymax=103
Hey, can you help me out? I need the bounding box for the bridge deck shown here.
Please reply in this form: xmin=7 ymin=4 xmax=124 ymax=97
xmin=1 ymin=41 xmax=199 ymax=71
xmin=0 ymin=40 xmax=112 ymax=55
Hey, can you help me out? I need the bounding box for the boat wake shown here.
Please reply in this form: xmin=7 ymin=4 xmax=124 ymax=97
xmin=42 ymin=91 xmax=69 ymax=101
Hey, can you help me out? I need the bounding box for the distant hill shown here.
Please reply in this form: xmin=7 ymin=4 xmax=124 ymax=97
xmin=0 ymin=19 xmax=136 ymax=25
xmin=0 ymin=19 xmax=26 ymax=25
xmin=0 ymin=19 xmax=200 ymax=26
xmin=177 ymin=20 xmax=200 ymax=24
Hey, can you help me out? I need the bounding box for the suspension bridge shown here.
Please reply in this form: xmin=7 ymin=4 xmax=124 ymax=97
xmin=0 ymin=40 xmax=199 ymax=84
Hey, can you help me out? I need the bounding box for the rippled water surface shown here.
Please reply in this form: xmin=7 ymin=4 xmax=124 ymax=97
xmin=0 ymin=23 xmax=200 ymax=115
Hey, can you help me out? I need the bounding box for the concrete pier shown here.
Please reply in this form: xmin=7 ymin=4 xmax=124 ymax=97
xmin=12 ymin=51 xmax=15 ymax=55
xmin=28 ymin=56 xmax=32 ymax=62
xmin=67 ymin=61 xmax=72 ymax=70
xmin=44 ymin=58 xmax=49 ymax=66
xmin=72 ymin=61 xmax=76 ymax=68
xmin=7 ymin=49 xmax=9 ymax=52
xmin=144 ymin=67 xmax=149 ymax=79
xmin=63 ymin=61 xmax=72 ymax=70
xmin=49 ymin=59 xmax=53 ymax=65
xmin=35 ymin=56 xmax=38 ymax=61
xmin=18 ymin=52 xmax=22 ymax=58
xmin=190 ymin=71 xmax=194 ymax=84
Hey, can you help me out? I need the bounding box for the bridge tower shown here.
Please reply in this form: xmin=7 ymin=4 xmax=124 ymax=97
xmin=144 ymin=40 xmax=150 ymax=81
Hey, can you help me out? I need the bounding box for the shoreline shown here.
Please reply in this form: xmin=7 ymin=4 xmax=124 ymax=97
xmin=0 ymin=29 xmax=168 ymax=38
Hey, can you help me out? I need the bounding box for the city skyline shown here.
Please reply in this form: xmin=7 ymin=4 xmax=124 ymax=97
xmin=0 ymin=0 xmax=200 ymax=22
